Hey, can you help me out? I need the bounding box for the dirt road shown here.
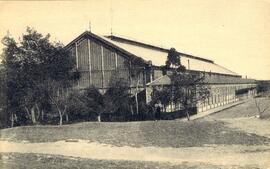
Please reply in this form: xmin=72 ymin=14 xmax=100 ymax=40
xmin=1 ymin=140 xmax=270 ymax=168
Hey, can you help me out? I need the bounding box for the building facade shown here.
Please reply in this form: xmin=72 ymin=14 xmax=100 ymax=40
xmin=65 ymin=31 xmax=257 ymax=113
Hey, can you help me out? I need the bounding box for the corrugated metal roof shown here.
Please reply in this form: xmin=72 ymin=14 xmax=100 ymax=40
xmin=102 ymin=36 xmax=238 ymax=76
xmin=102 ymin=37 xmax=167 ymax=65
xmin=181 ymin=57 xmax=238 ymax=76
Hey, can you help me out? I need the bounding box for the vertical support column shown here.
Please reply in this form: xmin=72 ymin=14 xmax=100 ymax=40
xmin=226 ymin=86 xmax=228 ymax=103
xmin=115 ymin=52 xmax=118 ymax=68
xmin=222 ymin=88 xmax=224 ymax=105
xmin=227 ymin=86 xmax=229 ymax=102
xmin=143 ymin=68 xmax=146 ymax=87
xmin=101 ymin=46 xmax=105 ymax=89
xmin=87 ymin=39 xmax=92 ymax=85
xmin=75 ymin=42 xmax=79 ymax=87
xmin=223 ymin=86 xmax=226 ymax=104
xmin=129 ymin=60 xmax=132 ymax=86
xmin=150 ymin=68 xmax=153 ymax=82
xmin=75 ymin=42 xmax=79 ymax=69
xmin=233 ymin=85 xmax=235 ymax=101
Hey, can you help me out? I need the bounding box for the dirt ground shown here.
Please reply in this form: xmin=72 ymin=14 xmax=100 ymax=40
xmin=205 ymin=97 xmax=270 ymax=138
xmin=0 ymin=153 xmax=261 ymax=169
xmin=0 ymin=97 xmax=270 ymax=169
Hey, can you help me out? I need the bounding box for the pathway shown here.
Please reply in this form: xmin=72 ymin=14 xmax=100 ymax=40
xmin=0 ymin=140 xmax=270 ymax=168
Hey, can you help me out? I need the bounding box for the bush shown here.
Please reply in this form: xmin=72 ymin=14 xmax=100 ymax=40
xmin=66 ymin=91 xmax=91 ymax=122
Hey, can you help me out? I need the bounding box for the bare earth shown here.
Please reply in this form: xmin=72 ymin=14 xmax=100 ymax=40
xmin=1 ymin=140 xmax=270 ymax=167
xmin=0 ymin=98 xmax=270 ymax=168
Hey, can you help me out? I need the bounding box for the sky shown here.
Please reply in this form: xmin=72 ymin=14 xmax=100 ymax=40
xmin=0 ymin=0 xmax=269 ymax=80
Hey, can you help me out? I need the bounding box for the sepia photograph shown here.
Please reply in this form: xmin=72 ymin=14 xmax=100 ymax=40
xmin=0 ymin=0 xmax=270 ymax=168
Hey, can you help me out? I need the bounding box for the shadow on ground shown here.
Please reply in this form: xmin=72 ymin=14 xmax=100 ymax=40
xmin=0 ymin=153 xmax=261 ymax=169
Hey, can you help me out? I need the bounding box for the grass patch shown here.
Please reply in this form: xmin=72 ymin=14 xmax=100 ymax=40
xmin=1 ymin=120 xmax=269 ymax=147
xmin=1 ymin=98 xmax=270 ymax=147
xmin=0 ymin=153 xmax=260 ymax=169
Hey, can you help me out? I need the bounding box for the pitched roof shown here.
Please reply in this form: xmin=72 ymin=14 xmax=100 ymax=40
xmin=65 ymin=31 xmax=239 ymax=76
xmin=65 ymin=31 xmax=148 ymax=66
xmin=104 ymin=35 xmax=238 ymax=76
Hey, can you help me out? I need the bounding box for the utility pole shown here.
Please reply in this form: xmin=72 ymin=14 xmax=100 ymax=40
xmin=89 ymin=21 xmax=91 ymax=32
xmin=110 ymin=0 xmax=113 ymax=36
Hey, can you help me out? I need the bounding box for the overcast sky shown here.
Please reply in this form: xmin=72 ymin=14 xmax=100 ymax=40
xmin=0 ymin=0 xmax=269 ymax=80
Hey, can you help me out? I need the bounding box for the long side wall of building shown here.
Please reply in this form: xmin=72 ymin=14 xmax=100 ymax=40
xmin=148 ymin=69 xmax=257 ymax=113
xmin=196 ymin=83 xmax=257 ymax=113
xmin=146 ymin=83 xmax=257 ymax=113
xmin=145 ymin=70 xmax=257 ymax=113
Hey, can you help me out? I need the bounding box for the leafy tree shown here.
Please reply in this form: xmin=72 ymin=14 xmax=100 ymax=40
xmin=151 ymin=86 xmax=172 ymax=112
xmin=1 ymin=27 xmax=79 ymax=126
xmin=0 ymin=65 xmax=8 ymax=127
xmin=257 ymin=81 xmax=270 ymax=97
xmin=84 ymin=86 xmax=104 ymax=122
xmin=171 ymin=71 xmax=210 ymax=120
xmin=125 ymin=57 xmax=146 ymax=115
xmin=152 ymin=47 xmax=210 ymax=120
xmin=1 ymin=33 xmax=23 ymax=126
xmin=83 ymin=75 xmax=133 ymax=122
xmin=65 ymin=90 xmax=89 ymax=122
xmin=103 ymin=76 xmax=132 ymax=119
xmin=166 ymin=48 xmax=180 ymax=67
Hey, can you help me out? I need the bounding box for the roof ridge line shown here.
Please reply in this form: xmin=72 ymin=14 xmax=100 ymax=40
xmin=105 ymin=35 xmax=169 ymax=52
xmin=105 ymin=35 xmax=214 ymax=63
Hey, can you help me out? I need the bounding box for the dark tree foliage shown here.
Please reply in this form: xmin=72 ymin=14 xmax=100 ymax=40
xmin=257 ymin=81 xmax=270 ymax=96
xmin=65 ymin=91 xmax=89 ymax=122
xmin=0 ymin=66 xmax=8 ymax=127
xmin=103 ymin=76 xmax=132 ymax=120
xmin=84 ymin=86 xmax=104 ymax=121
xmin=166 ymin=48 xmax=181 ymax=67
xmin=81 ymin=75 xmax=133 ymax=122
xmin=124 ymin=58 xmax=146 ymax=115
xmin=151 ymin=47 xmax=210 ymax=120
xmin=1 ymin=27 xmax=79 ymax=126
xmin=171 ymin=71 xmax=210 ymax=120
xmin=151 ymin=87 xmax=172 ymax=112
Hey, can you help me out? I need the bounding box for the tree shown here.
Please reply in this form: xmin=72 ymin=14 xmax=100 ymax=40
xmin=126 ymin=58 xmax=146 ymax=115
xmin=166 ymin=48 xmax=181 ymax=68
xmin=0 ymin=65 xmax=8 ymax=127
xmin=101 ymin=74 xmax=132 ymax=121
xmin=84 ymin=86 xmax=104 ymax=122
xmin=171 ymin=71 xmax=210 ymax=120
xmin=151 ymin=86 xmax=172 ymax=112
xmin=152 ymin=47 xmax=210 ymax=120
xmin=1 ymin=33 xmax=23 ymax=127
xmin=83 ymin=76 xmax=132 ymax=122
xmin=257 ymin=81 xmax=270 ymax=97
xmin=254 ymin=98 xmax=269 ymax=119
xmin=1 ymin=27 xmax=79 ymax=126
xmin=65 ymin=90 xmax=89 ymax=122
